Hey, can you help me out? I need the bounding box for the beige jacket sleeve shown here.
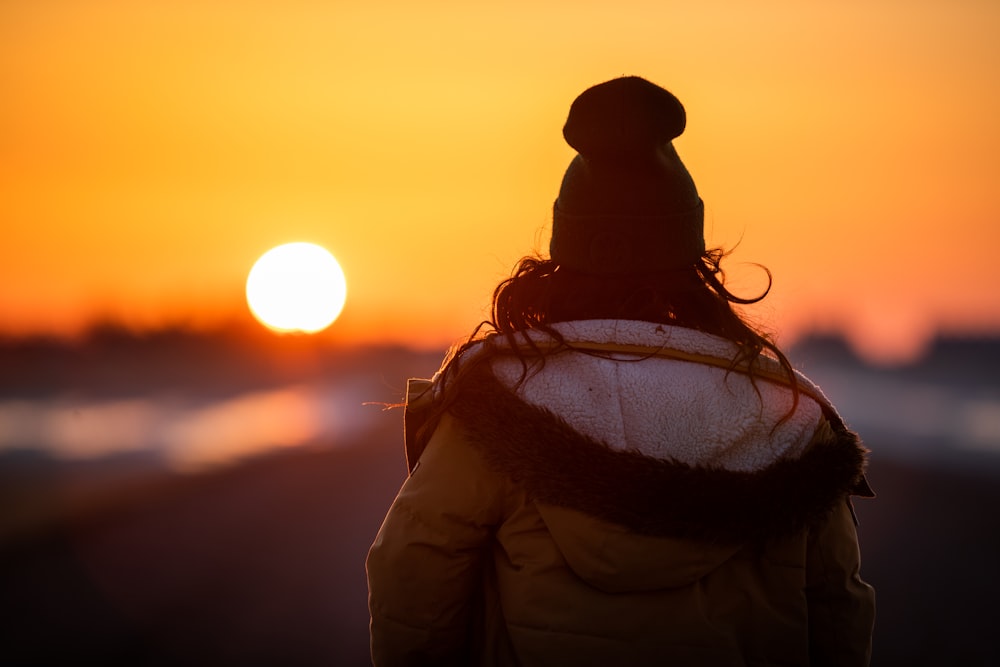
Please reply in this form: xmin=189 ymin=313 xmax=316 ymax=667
xmin=367 ymin=413 xmax=511 ymax=666
xmin=806 ymin=497 xmax=877 ymax=666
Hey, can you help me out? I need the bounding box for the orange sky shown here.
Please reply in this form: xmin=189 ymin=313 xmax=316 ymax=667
xmin=2 ymin=0 xmax=999 ymax=362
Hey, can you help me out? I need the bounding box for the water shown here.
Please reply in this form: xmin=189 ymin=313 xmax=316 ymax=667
xmin=0 ymin=376 xmax=388 ymax=473
xmin=3 ymin=356 xmax=999 ymax=476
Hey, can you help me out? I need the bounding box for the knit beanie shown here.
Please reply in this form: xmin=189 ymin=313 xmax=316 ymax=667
xmin=550 ymin=76 xmax=705 ymax=274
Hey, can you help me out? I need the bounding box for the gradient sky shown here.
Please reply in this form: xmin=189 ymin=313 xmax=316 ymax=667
xmin=2 ymin=0 xmax=999 ymax=362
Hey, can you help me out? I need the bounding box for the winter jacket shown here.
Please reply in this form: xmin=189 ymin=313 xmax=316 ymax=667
xmin=368 ymin=320 xmax=875 ymax=666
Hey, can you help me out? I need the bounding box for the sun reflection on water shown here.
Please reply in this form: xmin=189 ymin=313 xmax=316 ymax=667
xmin=0 ymin=382 xmax=376 ymax=473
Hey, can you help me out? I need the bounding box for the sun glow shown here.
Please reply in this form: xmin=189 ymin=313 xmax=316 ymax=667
xmin=245 ymin=242 xmax=347 ymax=334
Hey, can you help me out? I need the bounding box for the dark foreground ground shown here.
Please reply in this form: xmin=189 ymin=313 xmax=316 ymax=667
xmin=0 ymin=423 xmax=404 ymax=667
xmin=2 ymin=428 xmax=999 ymax=666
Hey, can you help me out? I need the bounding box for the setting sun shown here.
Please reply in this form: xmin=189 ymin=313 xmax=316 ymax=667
xmin=245 ymin=242 xmax=347 ymax=334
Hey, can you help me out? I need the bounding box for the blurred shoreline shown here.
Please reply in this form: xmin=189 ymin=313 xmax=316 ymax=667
xmin=4 ymin=323 xmax=998 ymax=465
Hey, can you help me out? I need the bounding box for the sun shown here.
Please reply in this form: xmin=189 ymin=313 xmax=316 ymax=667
xmin=246 ymin=242 xmax=347 ymax=334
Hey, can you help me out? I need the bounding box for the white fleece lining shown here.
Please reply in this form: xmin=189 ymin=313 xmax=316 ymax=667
xmin=488 ymin=320 xmax=825 ymax=473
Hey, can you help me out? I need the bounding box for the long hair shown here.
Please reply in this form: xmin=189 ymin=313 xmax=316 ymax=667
xmin=421 ymin=248 xmax=799 ymax=440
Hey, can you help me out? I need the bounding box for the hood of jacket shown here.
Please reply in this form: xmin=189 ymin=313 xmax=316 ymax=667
xmin=441 ymin=320 xmax=869 ymax=592
xmin=489 ymin=320 xmax=827 ymax=472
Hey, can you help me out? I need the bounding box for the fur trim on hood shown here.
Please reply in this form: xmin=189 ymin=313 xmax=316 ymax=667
xmin=441 ymin=320 xmax=870 ymax=543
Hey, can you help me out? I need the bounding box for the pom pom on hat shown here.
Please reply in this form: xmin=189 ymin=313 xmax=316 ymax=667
xmin=563 ymin=76 xmax=687 ymax=158
xmin=551 ymin=76 xmax=705 ymax=274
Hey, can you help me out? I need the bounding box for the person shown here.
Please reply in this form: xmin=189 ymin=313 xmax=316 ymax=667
xmin=367 ymin=76 xmax=875 ymax=666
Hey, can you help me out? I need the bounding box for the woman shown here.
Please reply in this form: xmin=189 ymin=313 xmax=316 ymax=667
xmin=367 ymin=76 xmax=875 ymax=666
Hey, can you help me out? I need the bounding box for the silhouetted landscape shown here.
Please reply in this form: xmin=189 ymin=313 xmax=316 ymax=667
xmin=1 ymin=325 xmax=999 ymax=665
